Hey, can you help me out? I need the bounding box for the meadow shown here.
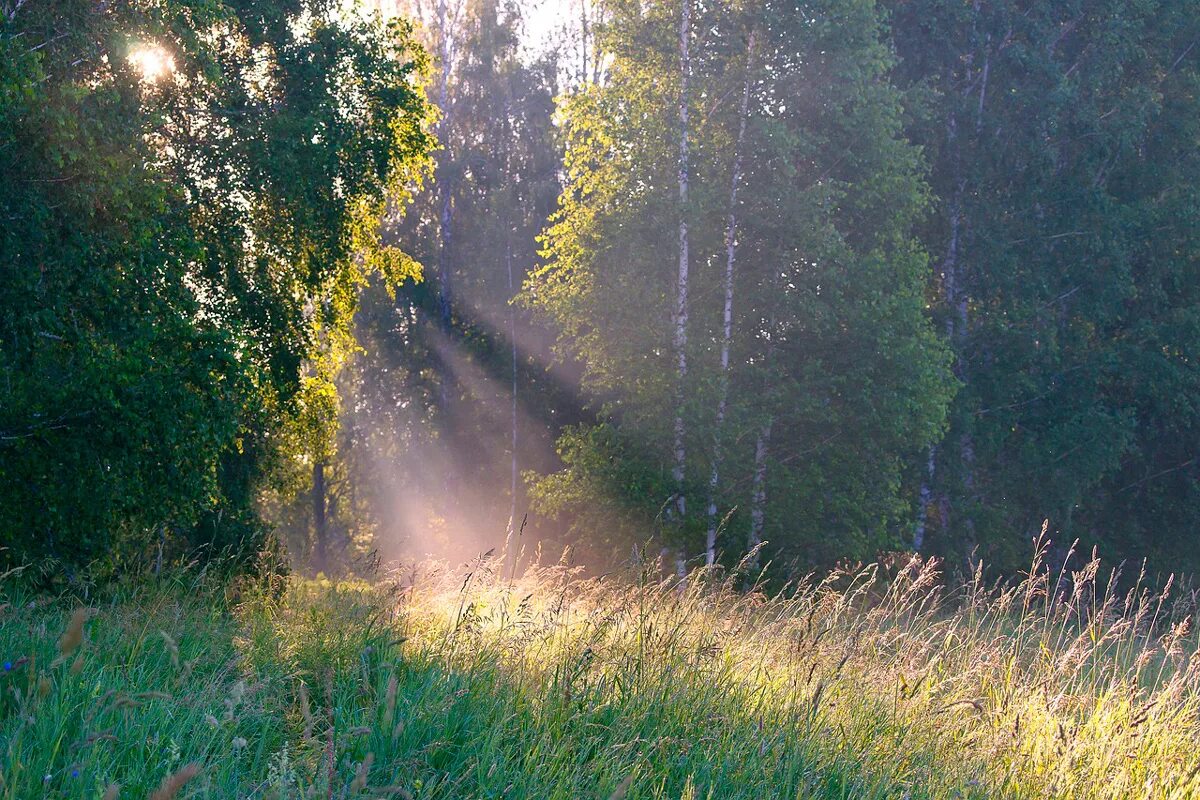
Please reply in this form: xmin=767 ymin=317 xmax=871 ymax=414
xmin=2 ymin=544 xmax=1199 ymax=799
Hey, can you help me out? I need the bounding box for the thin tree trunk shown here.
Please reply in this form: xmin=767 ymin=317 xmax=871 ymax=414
xmin=579 ymin=0 xmax=589 ymax=85
xmin=922 ymin=116 xmax=964 ymax=554
xmin=914 ymin=445 xmax=936 ymax=552
xmin=435 ymin=0 xmax=454 ymax=332
xmin=312 ymin=461 xmax=328 ymax=575
xmin=433 ymin=0 xmax=457 ymax=512
xmin=940 ymin=99 xmax=979 ymax=571
xmin=670 ymin=0 xmax=691 ymax=520
xmin=747 ymin=416 xmax=772 ymax=569
xmin=505 ymin=212 xmax=518 ymax=536
xmin=704 ymin=29 xmax=756 ymax=566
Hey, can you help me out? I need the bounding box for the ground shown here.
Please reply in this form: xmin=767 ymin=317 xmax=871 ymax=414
xmin=1 ymin=553 xmax=1197 ymax=798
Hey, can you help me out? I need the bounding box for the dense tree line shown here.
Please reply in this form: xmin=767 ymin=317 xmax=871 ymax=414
xmin=892 ymin=0 xmax=1200 ymax=574
xmin=3 ymin=0 xmax=1197 ymax=581
xmin=345 ymin=0 xmax=1198 ymax=577
xmin=523 ymin=0 xmax=955 ymax=569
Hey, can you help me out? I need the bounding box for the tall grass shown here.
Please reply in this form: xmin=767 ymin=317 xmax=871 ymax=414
xmin=2 ymin=541 xmax=1199 ymax=798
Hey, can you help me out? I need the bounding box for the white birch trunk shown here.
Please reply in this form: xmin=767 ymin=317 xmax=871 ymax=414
xmin=941 ymin=95 xmax=978 ymax=570
xmin=704 ymin=30 xmax=756 ymax=566
xmin=579 ymin=0 xmax=588 ymax=85
xmin=435 ymin=0 xmax=454 ymax=331
xmin=670 ymin=0 xmax=691 ymax=520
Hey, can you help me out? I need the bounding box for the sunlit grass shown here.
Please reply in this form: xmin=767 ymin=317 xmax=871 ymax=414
xmin=2 ymin=543 xmax=1199 ymax=798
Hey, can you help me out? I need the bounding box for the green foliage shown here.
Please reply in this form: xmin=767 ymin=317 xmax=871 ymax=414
xmin=5 ymin=0 xmax=1196 ymax=586
xmin=527 ymin=423 xmax=679 ymax=562
xmin=889 ymin=0 xmax=1200 ymax=573
xmin=0 ymin=0 xmax=434 ymax=575
xmin=268 ymin=0 xmax=572 ymax=566
xmin=525 ymin=0 xmax=955 ymax=568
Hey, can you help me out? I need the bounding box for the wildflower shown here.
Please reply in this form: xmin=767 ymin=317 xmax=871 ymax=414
xmin=232 ymin=737 xmax=248 ymax=750
xmin=3 ymin=661 xmax=11 ymax=671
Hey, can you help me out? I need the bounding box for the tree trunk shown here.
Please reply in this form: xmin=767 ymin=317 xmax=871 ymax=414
xmin=506 ymin=210 xmax=518 ymax=537
xmin=312 ymin=460 xmax=328 ymax=575
xmin=433 ymin=0 xmax=458 ymax=514
xmin=670 ymin=0 xmax=692 ymax=520
xmin=747 ymin=416 xmax=772 ymax=570
xmin=914 ymin=445 xmax=936 ymax=552
xmin=435 ymin=0 xmax=454 ymax=333
xmin=939 ymin=92 xmax=979 ymax=571
xmin=579 ymin=0 xmax=589 ymax=85
xmin=704 ymin=29 xmax=756 ymax=566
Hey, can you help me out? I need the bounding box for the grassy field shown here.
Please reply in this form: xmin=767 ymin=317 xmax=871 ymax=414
xmin=2 ymin=546 xmax=1200 ymax=799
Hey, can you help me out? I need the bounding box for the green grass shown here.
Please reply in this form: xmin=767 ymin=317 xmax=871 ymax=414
xmin=3 ymin=546 xmax=1199 ymax=799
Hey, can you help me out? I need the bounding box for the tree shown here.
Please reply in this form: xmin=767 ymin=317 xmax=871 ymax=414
xmin=274 ymin=0 xmax=570 ymax=565
xmin=890 ymin=0 xmax=1200 ymax=575
xmin=525 ymin=0 xmax=954 ymax=570
xmin=0 ymin=0 xmax=433 ymax=576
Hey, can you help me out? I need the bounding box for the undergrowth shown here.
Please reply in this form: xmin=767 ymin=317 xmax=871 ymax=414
xmin=2 ymin=541 xmax=1199 ymax=798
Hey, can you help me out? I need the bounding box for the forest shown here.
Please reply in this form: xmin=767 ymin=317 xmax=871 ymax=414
xmin=2 ymin=0 xmax=1200 ymax=797
xmin=5 ymin=0 xmax=1200 ymax=585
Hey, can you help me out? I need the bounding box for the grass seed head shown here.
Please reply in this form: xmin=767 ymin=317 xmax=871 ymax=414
xmin=608 ymin=775 xmax=633 ymax=800
xmin=382 ymin=673 xmax=398 ymax=727
xmin=299 ymin=682 xmax=313 ymax=739
xmin=149 ymin=762 xmax=201 ymax=800
xmin=350 ymin=752 xmax=374 ymax=793
xmin=160 ymin=630 xmax=180 ymax=669
xmin=57 ymin=608 xmax=88 ymax=659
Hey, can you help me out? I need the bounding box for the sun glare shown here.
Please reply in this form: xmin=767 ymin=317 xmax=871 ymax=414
xmin=129 ymin=44 xmax=175 ymax=83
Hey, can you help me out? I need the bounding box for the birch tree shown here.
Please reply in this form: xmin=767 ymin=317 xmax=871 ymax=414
xmin=292 ymin=0 xmax=565 ymax=560
xmin=0 ymin=0 xmax=434 ymax=572
xmin=526 ymin=0 xmax=953 ymax=569
xmin=671 ymin=0 xmax=692 ymax=520
xmin=704 ymin=27 xmax=756 ymax=565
